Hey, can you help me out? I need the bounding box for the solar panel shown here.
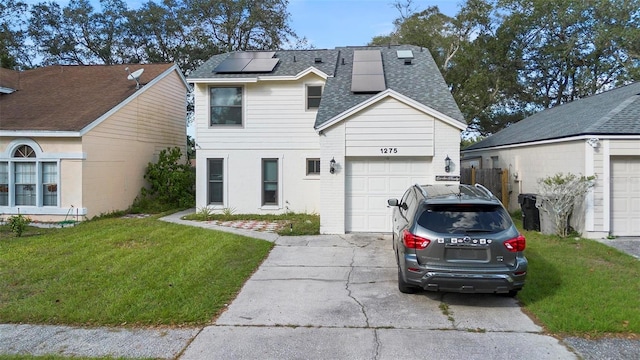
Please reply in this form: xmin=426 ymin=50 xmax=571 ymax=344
xmin=214 ymin=52 xmax=279 ymax=73
xmin=351 ymin=50 xmax=386 ymax=93
xmin=213 ymin=58 xmax=252 ymax=73
xmin=396 ymin=50 xmax=414 ymax=59
xmin=242 ymin=58 xmax=280 ymax=72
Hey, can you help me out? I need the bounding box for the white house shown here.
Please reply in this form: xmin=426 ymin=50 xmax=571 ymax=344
xmin=462 ymin=82 xmax=640 ymax=238
xmin=188 ymin=45 xmax=466 ymax=233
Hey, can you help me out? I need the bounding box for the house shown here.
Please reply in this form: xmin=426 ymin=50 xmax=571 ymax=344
xmin=461 ymin=82 xmax=640 ymax=238
xmin=0 ymin=63 xmax=189 ymax=222
xmin=188 ymin=45 xmax=466 ymax=233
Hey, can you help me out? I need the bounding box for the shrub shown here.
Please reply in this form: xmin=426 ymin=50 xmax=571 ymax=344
xmin=7 ymin=214 xmax=31 ymax=237
xmin=138 ymin=147 xmax=195 ymax=209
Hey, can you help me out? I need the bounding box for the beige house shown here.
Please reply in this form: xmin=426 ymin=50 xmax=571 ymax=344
xmin=461 ymin=82 xmax=640 ymax=238
xmin=0 ymin=64 xmax=189 ymax=222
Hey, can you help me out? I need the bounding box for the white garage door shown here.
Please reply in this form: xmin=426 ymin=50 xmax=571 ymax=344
xmin=346 ymin=158 xmax=430 ymax=232
xmin=611 ymin=157 xmax=640 ymax=236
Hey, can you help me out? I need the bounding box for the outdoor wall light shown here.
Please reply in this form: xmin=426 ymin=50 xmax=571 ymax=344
xmin=445 ymin=155 xmax=452 ymax=173
xmin=329 ymin=157 xmax=336 ymax=174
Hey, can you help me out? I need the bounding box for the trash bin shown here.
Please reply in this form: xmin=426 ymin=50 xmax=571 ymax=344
xmin=518 ymin=193 xmax=540 ymax=231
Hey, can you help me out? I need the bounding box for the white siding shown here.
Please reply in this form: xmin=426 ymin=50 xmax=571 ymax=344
xmin=194 ymin=75 xmax=323 ymax=150
xmin=194 ymin=74 xmax=324 ymax=216
xmin=345 ymin=98 xmax=434 ymax=157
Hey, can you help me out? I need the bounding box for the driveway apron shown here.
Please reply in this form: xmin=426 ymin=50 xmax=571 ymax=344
xmin=181 ymin=233 xmax=577 ymax=359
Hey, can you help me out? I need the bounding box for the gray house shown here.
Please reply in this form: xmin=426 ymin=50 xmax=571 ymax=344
xmin=462 ymin=82 xmax=640 ymax=238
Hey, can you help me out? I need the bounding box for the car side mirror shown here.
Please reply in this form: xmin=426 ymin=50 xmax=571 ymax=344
xmin=387 ymin=198 xmax=399 ymax=207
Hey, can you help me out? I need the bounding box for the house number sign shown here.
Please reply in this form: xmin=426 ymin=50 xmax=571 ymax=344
xmin=380 ymin=147 xmax=398 ymax=154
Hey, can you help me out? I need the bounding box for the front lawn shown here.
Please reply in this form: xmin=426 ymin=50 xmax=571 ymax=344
xmin=0 ymin=215 xmax=273 ymax=326
xmin=519 ymin=226 xmax=640 ymax=336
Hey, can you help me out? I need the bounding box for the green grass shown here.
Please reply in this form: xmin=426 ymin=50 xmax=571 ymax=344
xmin=0 ymin=215 xmax=273 ymax=326
xmin=518 ymin=225 xmax=640 ymax=336
xmin=184 ymin=211 xmax=320 ymax=236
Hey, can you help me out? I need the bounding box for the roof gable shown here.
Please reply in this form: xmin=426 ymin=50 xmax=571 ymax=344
xmin=465 ymin=82 xmax=640 ymax=151
xmin=188 ymin=45 xmax=466 ymax=129
xmin=0 ymin=63 xmax=183 ymax=132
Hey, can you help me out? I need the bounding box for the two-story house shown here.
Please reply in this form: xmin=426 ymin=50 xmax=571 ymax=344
xmin=0 ymin=64 xmax=188 ymax=223
xmin=188 ymin=45 xmax=466 ymax=234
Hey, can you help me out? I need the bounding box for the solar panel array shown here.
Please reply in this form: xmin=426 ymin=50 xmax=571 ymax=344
xmin=214 ymin=52 xmax=279 ymax=73
xmin=351 ymin=50 xmax=386 ymax=93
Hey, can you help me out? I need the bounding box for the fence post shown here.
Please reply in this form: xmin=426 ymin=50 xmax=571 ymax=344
xmin=501 ymin=169 xmax=509 ymax=208
xmin=471 ymin=167 xmax=476 ymax=185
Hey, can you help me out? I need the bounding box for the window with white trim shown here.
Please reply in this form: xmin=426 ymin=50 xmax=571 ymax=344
xmin=208 ymin=158 xmax=224 ymax=205
xmin=307 ymin=85 xmax=322 ymax=109
xmin=1 ymin=144 xmax=58 ymax=207
xmin=306 ymin=158 xmax=320 ymax=175
xmin=210 ymin=86 xmax=243 ymax=126
xmin=262 ymin=159 xmax=278 ymax=205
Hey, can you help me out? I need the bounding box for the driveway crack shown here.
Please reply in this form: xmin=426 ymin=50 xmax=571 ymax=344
xmin=345 ymin=247 xmax=381 ymax=358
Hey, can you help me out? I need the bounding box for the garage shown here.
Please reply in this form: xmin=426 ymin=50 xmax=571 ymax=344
xmin=345 ymin=157 xmax=431 ymax=232
xmin=611 ymin=156 xmax=640 ymax=236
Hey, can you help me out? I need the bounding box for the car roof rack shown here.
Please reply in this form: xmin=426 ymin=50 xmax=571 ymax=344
xmin=414 ymin=183 xmax=428 ymax=198
xmin=474 ymin=183 xmax=496 ymax=199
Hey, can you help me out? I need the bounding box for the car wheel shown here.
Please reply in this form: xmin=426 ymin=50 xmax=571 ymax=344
xmin=397 ymin=265 xmax=418 ymax=294
xmin=500 ymin=289 xmax=520 ymax=297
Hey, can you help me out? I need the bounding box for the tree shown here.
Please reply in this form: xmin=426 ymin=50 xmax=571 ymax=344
xmin=536 ymin=173 xmax=595 ymax=238
xmin=183 ymin=0 xmax=297 ymax=55
xmin=28 ymin=0 xmax=131 ymax=65
xmin=376 ymin=0 xmax=640 ymax=136
xmin=0 ymin=0 xmax=31 ymax=68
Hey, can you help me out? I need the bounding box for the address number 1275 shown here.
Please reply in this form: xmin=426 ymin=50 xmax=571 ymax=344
xmin=380 ymin=148 xmax=398 ymax=154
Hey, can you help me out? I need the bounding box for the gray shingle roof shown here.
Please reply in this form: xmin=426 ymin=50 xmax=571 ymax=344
xmin=187 ymin=45 xmax=465 ymax=129
xmin=465 ymin=82 xmax=640 ymax=150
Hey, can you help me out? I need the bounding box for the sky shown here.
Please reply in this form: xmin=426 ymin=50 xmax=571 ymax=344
xmin=22 ymin=0 xmax=462 ymax=49
xmin=288 ymin=0 xmax=461 ymax=48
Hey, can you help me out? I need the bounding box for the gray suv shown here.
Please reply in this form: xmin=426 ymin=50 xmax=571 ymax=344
xmin=387 ymin=184 xmax=527 ymax=296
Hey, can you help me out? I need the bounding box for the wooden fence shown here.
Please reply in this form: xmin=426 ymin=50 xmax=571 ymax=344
xmin=460 ymin=168 xmax=510 ymax=208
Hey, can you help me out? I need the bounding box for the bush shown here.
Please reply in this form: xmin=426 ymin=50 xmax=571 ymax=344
xmin=7 ymin=214 xmax=31 ymax=237
xmin=137 ymin=147 xmax=195 ymax=210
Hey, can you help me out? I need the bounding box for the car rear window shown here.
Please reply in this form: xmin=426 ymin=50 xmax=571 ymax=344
xmin=417 ymin=204 xmax=512 ymax=234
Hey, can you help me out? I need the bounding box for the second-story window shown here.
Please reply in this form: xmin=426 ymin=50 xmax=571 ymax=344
xmin=210 ymin=86 xmax=242 ymax=126
xmin=307 ymin=85 xmax=322 ymax=110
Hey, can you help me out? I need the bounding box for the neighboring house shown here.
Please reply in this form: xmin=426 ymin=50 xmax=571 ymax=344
xmin=0 ymin=63 xmax=189 ymax=222
xmin=188 ymin=45 xmax=466 ymax=233
xmin=462 ymin=82 xmax=640 ymax=238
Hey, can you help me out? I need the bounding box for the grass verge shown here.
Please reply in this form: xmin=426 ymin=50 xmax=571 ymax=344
xmin=0 ymin=215 xmax=273 ymax=326
xmin=518 ymin=225 xmax=640 ymax=337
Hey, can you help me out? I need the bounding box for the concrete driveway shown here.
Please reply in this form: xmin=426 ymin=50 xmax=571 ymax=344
xmin=181 ymin=233 xmax=576 ymax=359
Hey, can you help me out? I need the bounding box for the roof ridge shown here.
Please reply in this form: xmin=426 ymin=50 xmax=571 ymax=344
xmin=586 ymin=93 xmax=640 ymax=132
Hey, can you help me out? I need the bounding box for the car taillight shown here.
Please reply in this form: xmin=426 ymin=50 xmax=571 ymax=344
xmin=402 ymin=229 xmax=431 ymax=249
xmin=504 ymin=234 xmax=526 ymax=252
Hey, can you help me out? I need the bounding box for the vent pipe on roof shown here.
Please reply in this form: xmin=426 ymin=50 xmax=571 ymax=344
xmin=293 ymin=55 xmax=296 ymax=62
xmin=314 ymin=57 xmax=322 ymax=63
xmin=342 ymin=58 xmax=345 ymax=65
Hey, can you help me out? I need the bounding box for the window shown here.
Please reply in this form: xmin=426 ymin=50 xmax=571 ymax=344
xmin=0 ymin=162 xmax=8 ymax=206
xmin=210 ymin=87 xmax=242 ymax=126
xmin=306 ymin=158 xmax=320 ymax=175
xmin=208 ymin=159 xmax=224 ymax=205
xmin=42 ymin=162 xmax=58 ymax=206
xmin=1 ymin=144 xmax=59 ymax=207
xmin=262 ymin=159 xmax=278 ymax=205
xmin=307 ymin=85 xmax=322 ymax=109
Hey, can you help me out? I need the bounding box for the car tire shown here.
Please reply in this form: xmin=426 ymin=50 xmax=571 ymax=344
xmin=397 ymin=265 xmax=418 ymax=294
xmin=500 ymin=289 xmax=520 ymax=297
